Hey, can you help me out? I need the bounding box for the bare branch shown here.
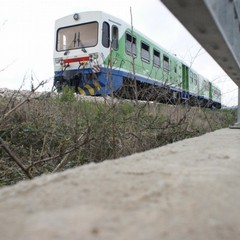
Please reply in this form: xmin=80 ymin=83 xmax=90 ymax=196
xmin=27 ymin=136 xmax=93 ymax=170
xmin=0 ymin=136 xmax=33 ymax=179
xmin=0 ymin=60 xmax=16 ymax=73
xmin=1 ymin=80 xmax=47 ymax=122
xmin=52 ymin=153 xmax=70 ymax=173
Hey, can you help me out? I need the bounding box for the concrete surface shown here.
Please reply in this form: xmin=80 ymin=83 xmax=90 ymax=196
xmin=0 ymin=128 xmax=240 ymax=240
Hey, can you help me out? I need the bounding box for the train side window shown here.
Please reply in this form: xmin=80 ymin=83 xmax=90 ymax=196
xmin=112 ymin=25 xmax=119 ymax=50
xmin=204 ymin=80 xmax=209 ymax=91
xmin=141 ymin=41 xmax=150 ymax=63
xmin=194 ymin=74 xmax=198 ymax=85
xmin=190 ymin=71 xmax=193 ymax=83
xmin=102 ymin=22 xmax=110 ymax=48
xmin=153 ymin=49 xmax=160 ymax=67
xmin=125 ymin=32 xmax=137 ymax=56
xmin=163 ymin=55 xmax=169 ymax=72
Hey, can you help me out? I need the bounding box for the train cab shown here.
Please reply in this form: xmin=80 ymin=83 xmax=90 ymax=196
xmin=53 ymin=11 xmax=122 ymax=95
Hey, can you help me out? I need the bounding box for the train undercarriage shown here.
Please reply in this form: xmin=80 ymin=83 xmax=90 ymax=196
xmin=54 ymin=72 xmax=221 ymax=109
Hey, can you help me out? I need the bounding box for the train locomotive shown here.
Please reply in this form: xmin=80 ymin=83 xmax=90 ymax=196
xmin=53 ymin=11 xmax=221 ymax=108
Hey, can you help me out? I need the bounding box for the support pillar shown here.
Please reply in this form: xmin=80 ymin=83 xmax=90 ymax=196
xmin=229 ymin=87 xmax=240 ymax=129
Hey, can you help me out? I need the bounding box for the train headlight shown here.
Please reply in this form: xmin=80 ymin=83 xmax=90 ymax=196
xmin=55 ymin=58 xmax=62 ymax=64
xmin=89 ymin=53 xmax=99 ymax=62
xmin=93 ymin=53 xmax=98 ymax=59
xmin=73 ymin=13 xmax=79 ymax=21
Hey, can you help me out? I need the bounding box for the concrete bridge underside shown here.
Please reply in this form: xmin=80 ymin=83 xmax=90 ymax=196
xmin=161 ymin=0 xmax=240 ymax=126
xmin=161 ymin=0 xmax=240 ymax=87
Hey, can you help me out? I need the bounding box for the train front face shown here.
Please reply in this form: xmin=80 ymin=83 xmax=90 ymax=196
xmin=53 ymin=12 xmax=121 ymax=96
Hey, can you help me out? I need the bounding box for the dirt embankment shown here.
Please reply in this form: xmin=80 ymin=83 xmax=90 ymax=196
xmin=0 ymin=128 xmax=240 ymax=240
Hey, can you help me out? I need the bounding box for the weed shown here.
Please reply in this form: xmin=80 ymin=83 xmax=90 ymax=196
xmin=0 ymin=94 xmax=236 ymax=187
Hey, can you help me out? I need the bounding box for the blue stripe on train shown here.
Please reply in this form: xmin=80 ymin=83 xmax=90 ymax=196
xmin=54 ymin=67 xmax=210 ymax=103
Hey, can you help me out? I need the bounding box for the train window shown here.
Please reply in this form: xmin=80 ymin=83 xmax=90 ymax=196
xmin=57 ymin=22 xmax=98 ymax=51
xmin=125 ymin=32 xmax=137 ymax=56
xmin=153 ymin=49 xmax=160 ymax=67
xmin=163 ymin=55 xmax=169 ymax=72
xmin=141 ymin=42 xmax=150 ymax=63
xmin=194 ymin=74 xmax=198 ymax=85
xmin=102 ymin=22 xmax=110 ymax=48
xmin=112 ymin=25 xmax=119 ymax=50
xmin=190 ymin=71 xmax=193 ymax=83
xmin=204 ymin=81 xmax=209 ymax=91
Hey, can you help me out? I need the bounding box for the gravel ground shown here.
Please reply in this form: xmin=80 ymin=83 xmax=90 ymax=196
xmin=0 ymin=87 xmax=115 ymax=102
xmin=0 ymin=128 xmax=240 ymax=240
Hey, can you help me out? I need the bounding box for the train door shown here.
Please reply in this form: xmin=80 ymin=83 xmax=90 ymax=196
xmin=209 ymin=82 xmax=213 ymax=99
xmin=102 ymin=22 xmax=119 ymax=52
xmin=102 ymin=21 xmax=122 ymax=94
xmin=182 ymin=64 xmax=189 ymax=92
xmin=111 ymin=25 xmax=119 ymax=50
xmin=170 ymin=59 xmax=179 ymax=86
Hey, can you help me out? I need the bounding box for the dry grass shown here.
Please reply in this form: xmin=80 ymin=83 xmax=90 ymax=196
xmin=0 ymin=90 xmax=236 ymax=187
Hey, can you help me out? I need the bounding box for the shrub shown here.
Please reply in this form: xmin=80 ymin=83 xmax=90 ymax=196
xmin=0 ymin=93 xmax=236 ymax=186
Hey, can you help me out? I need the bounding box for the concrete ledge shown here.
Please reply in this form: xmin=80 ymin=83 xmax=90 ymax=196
xmin=229 ymin=123 xmax=240 ymax=129
xmin=0 ymin=128 xmax=240 ymax=240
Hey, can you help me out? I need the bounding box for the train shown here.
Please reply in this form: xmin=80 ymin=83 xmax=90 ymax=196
xmin=53 ymin=11 xmax=221 ymax=109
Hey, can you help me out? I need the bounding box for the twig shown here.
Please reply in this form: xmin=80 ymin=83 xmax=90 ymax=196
xmin=52 ymin=153 xmax=70 ymax=173
xmin=0 ymin=136 xmax=33 ymax=179
xmin=201 ymin=108 xmax=213 ymax=131
xmin=1 ymin=80 xmax=47 ymax=122
xmin=27 ymin=136 xmax=93 ymax=170
xmin=2 ymin=98 xmax=30 ymax=120
xmin=0 ymin=60 xmax=16 ymax=73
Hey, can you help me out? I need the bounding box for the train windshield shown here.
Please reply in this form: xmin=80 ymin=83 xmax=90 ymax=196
xmin=56 ymin=22 xmax=98 ymax=51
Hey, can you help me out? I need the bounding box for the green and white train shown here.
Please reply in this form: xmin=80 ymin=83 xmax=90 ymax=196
xmin=53 ymin=11 xmax=221 ymax=108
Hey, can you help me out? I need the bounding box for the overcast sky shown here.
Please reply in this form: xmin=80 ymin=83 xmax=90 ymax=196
xmin=0 ymin=0 xmax=238 ymax=106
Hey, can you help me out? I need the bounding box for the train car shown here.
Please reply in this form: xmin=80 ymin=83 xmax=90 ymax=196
xmin=53 ymin=11 xmax=221 ymax=108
